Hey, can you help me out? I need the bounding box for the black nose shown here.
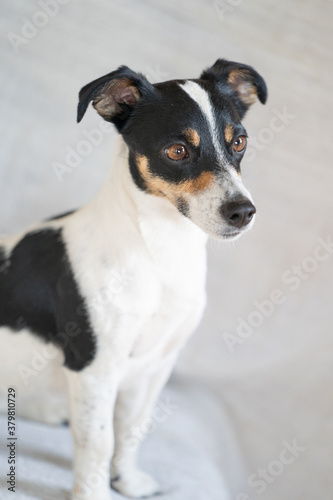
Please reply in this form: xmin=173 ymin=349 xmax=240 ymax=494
xmin=221 ymin=200 xmax=256 ymax=229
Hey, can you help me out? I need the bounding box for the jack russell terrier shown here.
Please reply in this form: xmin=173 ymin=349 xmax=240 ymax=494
xmin=0 ymin=58 xmax=267 ymax=499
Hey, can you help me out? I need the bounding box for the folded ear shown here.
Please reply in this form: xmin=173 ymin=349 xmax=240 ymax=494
xmin=77 ymin=66 xmax=155 ymax=129
xmin=200 ymin=59 xmax=267 ymax=115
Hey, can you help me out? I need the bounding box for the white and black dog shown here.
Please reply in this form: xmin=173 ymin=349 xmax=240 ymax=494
xmin=0 ymin=59 xmax=267 ymax=499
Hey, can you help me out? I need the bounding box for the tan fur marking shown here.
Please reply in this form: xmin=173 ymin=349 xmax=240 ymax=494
xmin=224 ymin=123 xmax=234 ymax=143
xmin=136 ymin=154 xmax=167 ymax=197
xmin=182 ymin=171 xmax=215 ymax=194
xmin=136 ymin=154 xmax=215 ymax=202
xmin=136 ymin=154 xmax=150 ymax=177
xmin=93 ymin=78 xmax=140 ymax=119
xmin=228 ymin=69 xmax=245 ymax=85
xmin=183 ymin=128 xmax=200 ymax=147
xmin=228 ymin=69 xmax=257 ymax=106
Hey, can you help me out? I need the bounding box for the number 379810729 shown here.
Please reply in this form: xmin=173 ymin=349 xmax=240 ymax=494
xmin=8 ymin=388 xmax=16 ymax=435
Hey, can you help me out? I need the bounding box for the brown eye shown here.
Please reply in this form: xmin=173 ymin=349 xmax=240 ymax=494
xmin=165 ymin=144 xmax=188 ymax=161
xmin=233 ymin=135 xmax=247 ymax=153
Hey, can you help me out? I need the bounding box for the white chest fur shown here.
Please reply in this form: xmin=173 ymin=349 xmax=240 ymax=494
xmin=63 ymin=136 xmax=208 ymax=375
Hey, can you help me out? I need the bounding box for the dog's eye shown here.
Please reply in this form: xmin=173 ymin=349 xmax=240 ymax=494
xmin=233 ymin=136 xmax=247 ymax=153
xmin=165 ymin=145 xmax=188 ymax=161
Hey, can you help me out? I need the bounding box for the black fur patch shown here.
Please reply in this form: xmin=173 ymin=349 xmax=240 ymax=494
xmin=77 ymin=61 xmax=267 ymax=206
xmin=122 ymin=79 xmax=248 ymax=197
xmin=0 ymin=246 xmax=6 ymax=273
xmin=128 ymin=151 xmax=148 ymax=193
xmin=0 ymin=229 xmax=96 ymax=371
xmin=176 ymin=197 xmax=189 ymax=217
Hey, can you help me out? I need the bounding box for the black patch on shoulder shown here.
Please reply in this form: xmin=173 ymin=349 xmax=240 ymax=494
xmin=0 ymin=229 xmax=96 ymax=371
xmin=46 ymin=209 xmax=76 ymax=221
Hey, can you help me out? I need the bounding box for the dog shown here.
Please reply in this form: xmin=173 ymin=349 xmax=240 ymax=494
xmin=0 ymin=58 xmax=267 ymax=499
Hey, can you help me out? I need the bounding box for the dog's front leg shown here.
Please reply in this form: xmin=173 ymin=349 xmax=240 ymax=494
xmin=65 ymin=360 xmax=122 ymax=500
xmin=111 ymin=355 xmax=177 ymax=498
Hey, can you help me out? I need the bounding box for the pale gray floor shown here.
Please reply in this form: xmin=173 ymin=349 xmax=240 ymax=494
xmin=0 ymin=1 xmax=333 ymax=499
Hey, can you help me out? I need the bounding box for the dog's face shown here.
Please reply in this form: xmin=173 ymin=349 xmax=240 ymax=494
xmin=77 ymin=60 xmax=267 ymax=239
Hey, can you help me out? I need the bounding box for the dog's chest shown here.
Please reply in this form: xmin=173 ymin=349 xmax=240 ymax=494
xmin=97 ymin=240 xmax=205 ymax=320
xmin=82 ymin=230 xmax=207 ymax=362
xmin=120 ymin=244 xmax=207 ymax=365
xmin=65 ymin=202 xmax=207 ymax=366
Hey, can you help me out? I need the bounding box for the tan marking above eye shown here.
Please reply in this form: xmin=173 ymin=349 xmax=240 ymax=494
xmin=165 ymin=144 xmax=188 ymax=161
xmin=233 ymin=135 xmax=247 ymax=152
xmin=183 ymin=128 xmax=200 ymax=147
xmin=224 ymin=123 xmax=234 ymax=143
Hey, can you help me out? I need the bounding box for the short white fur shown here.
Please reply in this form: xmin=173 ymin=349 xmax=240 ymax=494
xmin=0 ymin=78 xmax=257 ymax=500
xmin=0 ymin=136 xmax=207 ymax=500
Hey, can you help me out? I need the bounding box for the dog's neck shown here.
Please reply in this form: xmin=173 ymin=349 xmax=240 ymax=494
xmin=89 ymin=135 xmax=207 ymax=258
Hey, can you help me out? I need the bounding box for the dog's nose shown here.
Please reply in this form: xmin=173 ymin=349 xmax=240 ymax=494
xmin=221 ymin=200 xmax=256 ymax=229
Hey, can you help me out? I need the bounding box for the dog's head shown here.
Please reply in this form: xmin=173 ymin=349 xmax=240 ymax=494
xmin=77 ymin=59 xmax=267 ymax=239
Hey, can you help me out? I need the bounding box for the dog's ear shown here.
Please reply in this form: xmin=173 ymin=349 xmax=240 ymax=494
xmin=77 ymin=66 xmax=154 ymax=129
xmin=200 ymin=59 xmax=267 ymax=115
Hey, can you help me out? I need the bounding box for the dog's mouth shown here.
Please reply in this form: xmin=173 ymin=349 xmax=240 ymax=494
xmin=199 ymin=222 xmax=249 ymax=241
xmin=221 ymin=231 xmax=242 ymax=240
xmin=206 ymin=228 xmax=243 ymax=241
xmin=220 ymin=222 xmax=254 ymax=240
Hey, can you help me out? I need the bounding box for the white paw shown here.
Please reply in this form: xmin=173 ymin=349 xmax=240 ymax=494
xmin=112 ymin=469 xmax=161 ymax=498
